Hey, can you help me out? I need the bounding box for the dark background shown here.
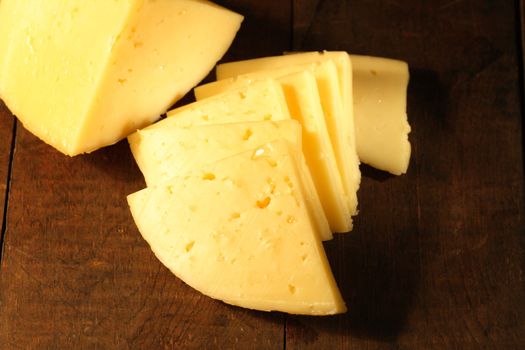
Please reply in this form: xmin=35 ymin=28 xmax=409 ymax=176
xmin=1 ymin=0 xmax=524 ymax=348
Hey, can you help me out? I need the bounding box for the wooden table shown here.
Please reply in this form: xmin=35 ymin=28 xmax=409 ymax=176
xmin=1 ymin=1 xmax=524 ymax=348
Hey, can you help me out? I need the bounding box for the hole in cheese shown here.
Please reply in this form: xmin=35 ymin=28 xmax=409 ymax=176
xmin=185 ymin=241 xmax=195 ymax=253
xmin=256 ymin=197 xmax=271 ymax=209
xmin=284 ymin=176 xmax=293 ymax=188
xmin=288 ymin=285 xmax=296 ymax=295
xmin=202 ymin=173 xmax=216 ymax=180
xmin=266 ymin=178 xmax=276 ymax=194
xmin=242 ymin=129 xmax=253 ymax=141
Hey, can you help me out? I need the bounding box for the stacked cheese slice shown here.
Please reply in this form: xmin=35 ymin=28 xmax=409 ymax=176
xmin=214 ymin=52 xmax=411 ymax=175
xmin=127 ymin=51 xmax=411 ymax=315
xmin=128 ymin=80 xmax=345 ymax=315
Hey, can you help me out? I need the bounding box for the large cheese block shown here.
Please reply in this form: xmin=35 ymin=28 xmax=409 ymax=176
xmin=148 ymin=79 xmax=290 ymax=130
xmin=350 ymin=55 xmax=411 ymax=175
xmin=128 ymin=120 xmax=332 ymax=240
xmin=216 ymin=53 xmax=361 ymax=200
xmin=0 ymin=0 xmax=242 ymax=155
xmin=127 ymin=140 xmax=346 ymax=315
xmin=196 ymin=68 xmax=354 ymax=232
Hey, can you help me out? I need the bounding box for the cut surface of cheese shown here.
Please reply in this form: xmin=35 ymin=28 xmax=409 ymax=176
xmin=147 ymin=79 xmax=290 ymax=130
xmin=127 ymin=141 xmax=346 ymax=315
xmin=216 ymin=51 xmax=359 ymax=190
xmin=196 ymin=68 xmax=353 ymax=232
xmin=129 ymin=119 xmax=332 ymax=240
xmin=216 ymin=54 xmax=360 ymax=213
xmin=350 ymin=55 xmax=411 ymax=175
xmin=0 ymin=0 xmax=242 ymax=155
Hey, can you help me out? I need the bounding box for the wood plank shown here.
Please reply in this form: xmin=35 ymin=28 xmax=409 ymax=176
xmin=0 ymin=1 xmax=291 ymax=348
xmin=287 ymin=0 xmax=525 ymax=349
xmin=0 ymin=101 xmax=14 ymax=248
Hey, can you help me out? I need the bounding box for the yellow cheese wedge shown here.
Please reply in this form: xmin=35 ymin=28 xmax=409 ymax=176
xmin=196 ymin=68 xmax=354 ymax=232
xmin=127 ymin=140 xmax=346 ymax=315
xmin=216 ymin=53 xmax=360 ymax=209
xmin=349 ymin=55 xmax=411 ymax=175
xmin=129 ymin=120 xmax=332 ymax=241
xmin=0 ymin=0 xmax=242 ymax=155
xmin=147 ymin=79 xmax=290 ymax=130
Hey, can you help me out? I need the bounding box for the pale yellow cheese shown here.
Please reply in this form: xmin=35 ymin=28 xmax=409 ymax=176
xmin=0 ymin=0 xmax=242 ymax=155
xmin=196 ymin=68 xmax=354 ymax=232
xmin=127 ymin=140 xmax=346 ymax=315
xmin=216 ymin=51 xmax=360 ymax=194
xmin=350 ymin=55 xmax=411 ymax=175
xmin=147 ymin=79 xmax=290 ymax=130
xmin=129 ymin=119 xmax=332 ymax=240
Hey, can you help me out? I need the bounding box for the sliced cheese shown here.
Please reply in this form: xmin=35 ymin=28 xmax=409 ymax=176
xmin=127 ymin=140 xmax=346 ymax=315
xmin=216 ymin=51 xmax=359 ymax=191
xmin=350 ymin=55 xmax=411 ymax=175
xmin=147 ymin=79 xmax=290 ymax=130
xmin=0 ymin=0 xmax=242 ymax=155
xmin=129 ymin=120 xmax=332 ymax=240
xmin=196 ymin=68 xmax=353 ymax=232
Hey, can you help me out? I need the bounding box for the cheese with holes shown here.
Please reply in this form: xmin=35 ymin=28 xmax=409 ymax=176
xmin=196 ymin=67 xmax=354 ymax=232
xmin=350 ymin=55 xmax=411 ymax=175
xmin=217 ymin=53 xmax=360 ymax=199
xmin=129 ymin=119 xmax=332 ymax=240
xmin=148 ymin=79 xmax=290 ymax=130
xmin=0 ymin=0 xmax=242 ymax=155
xmin=127 ymin=140 xmax=346 ymax=315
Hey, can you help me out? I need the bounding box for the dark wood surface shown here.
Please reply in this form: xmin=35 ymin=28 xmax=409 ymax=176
xmin=0 ymin=1 xmax=523 ymax=349
xmin=0 ymin=101 xmax=14 ymax=240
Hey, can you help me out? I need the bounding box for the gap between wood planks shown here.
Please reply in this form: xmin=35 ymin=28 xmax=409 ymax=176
xmin=0 ymin=120 xmax=17 ymax=263
xmin=519 ymin=0 xmax=525 ymax=176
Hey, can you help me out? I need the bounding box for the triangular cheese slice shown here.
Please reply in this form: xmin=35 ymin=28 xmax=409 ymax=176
xmin=216 ymin=52 xmax=360 ymax=196
xmin=129 ymin=120 xmax=331 ymax=240
xmin=146 ymin=79 xmax=290 ymax=130
xmin=196 ymin=67 xmax=354 ymax=232
xmin=127 ymin=141 xmax=346 ymax=315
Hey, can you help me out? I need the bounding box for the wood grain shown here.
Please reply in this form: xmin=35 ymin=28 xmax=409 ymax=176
xmin=0 ymin=0 xmax=524 ymax=349
xmin=0 ymin=101 xmax=14 ymax=250
xmin=0 ymin=1 xmax=291 ymax=348
xmin=287 ymin=0 xmax=525 ymax=349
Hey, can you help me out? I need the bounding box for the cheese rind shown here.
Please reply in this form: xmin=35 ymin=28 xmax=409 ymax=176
xmin=196 ymin=68 xmax=354 ymax=232
xmin=128 ymin=141 xmax=346 ymax=315
xmin=350 ymin=55 xmax=411 ymax=175
xmin=0 ymin=0 xmax=242 ymax=155
xmin=129 ymin=119 xmax=332 ymax=241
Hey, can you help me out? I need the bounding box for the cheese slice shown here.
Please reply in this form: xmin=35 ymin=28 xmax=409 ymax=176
xmin=350 ymin=55 xmax=411 ymax=175
xmin=196 ymin=68 xmax=354 ymax=232
xmin=216 ymin=51 xmax=359 ymax=191
xmin=129 ymin=120 xmax=332 ymax=240
xmin=147 ymin=79 xmax=290 ymax=130
xmin=0 ymin=0 xmax=242 ymax=155
xmin=127 ymin=140 xmax=346 ymax=315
